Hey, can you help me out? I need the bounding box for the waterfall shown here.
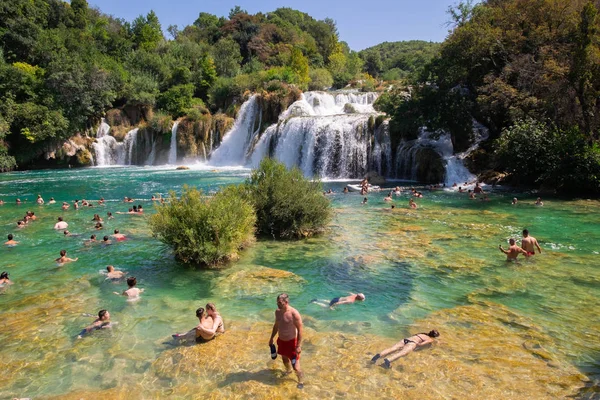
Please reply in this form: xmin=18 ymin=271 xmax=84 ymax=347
xmin=210 ymin=91 xmax=385 ymax=178
xmin=97 ymin=118 xmax=110 ymax=138
xmin=92 ymin=127 xmax=139 ymax=166
xmin=210 ymin=95 xmax=261 ymax=166
xmin=394 ymin=122 xmax=488 ymax=184
xmin=118 ymin=128 xmax=139 ymax=165
xmin=168 ymin=121 xmax=179 ymax=165
xmin=146 ymin=134 xmax=157 ymax=166
xmin=92 ymin=119 xmax=112 ymax=166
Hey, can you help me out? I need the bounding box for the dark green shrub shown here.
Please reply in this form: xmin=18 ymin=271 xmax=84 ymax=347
xmin=241 ymin=158 xmax=332 ymax=239
xmin=149 ymin=185 xmax=256 ymax=266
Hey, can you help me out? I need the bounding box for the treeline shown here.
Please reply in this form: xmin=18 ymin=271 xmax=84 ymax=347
xmin=376 ymin=0 xmax=600 ymax=194
xmin=358 ymin=41 xmax=440 ymax=81
xmin=1 ymin=1 xmax=427 ymax=170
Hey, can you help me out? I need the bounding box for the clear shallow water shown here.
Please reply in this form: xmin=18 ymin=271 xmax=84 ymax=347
xmin=0 ymin=167 xmax=599 ymax=399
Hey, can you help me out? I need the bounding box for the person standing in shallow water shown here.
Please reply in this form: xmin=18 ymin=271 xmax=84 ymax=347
xmin=371 ymin=330 xmax=440 ymax=368
xmin=521 ymin=229 xmax=542 ymax=256
xmin=499 ymin=238 xmax=528 ymax=261
xmin=269 ymin=293 xmax=304 ymax=389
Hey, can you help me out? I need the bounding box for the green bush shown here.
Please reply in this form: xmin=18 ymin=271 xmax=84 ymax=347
xmin=308 ymin=68 xmax=333 ymax=90
xmin=149 ymin=185 xmax=256 ymax=266
xmin=495 ymin=119 xmax=600 ymax=194
xmin=241 ymin=158 xmax=332 ymax=239
xmin=157 ymin=84 xmax=195 ymax=117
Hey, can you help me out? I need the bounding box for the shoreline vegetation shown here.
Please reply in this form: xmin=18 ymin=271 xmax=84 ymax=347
xmin=1 ymin=1 xmax=597 ymax=193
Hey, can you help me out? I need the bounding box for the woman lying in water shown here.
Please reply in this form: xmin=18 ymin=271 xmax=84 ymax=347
xmin=371 ymin=330 xmax=440 ymax=368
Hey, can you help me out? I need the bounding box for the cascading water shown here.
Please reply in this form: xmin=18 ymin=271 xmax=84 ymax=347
xmin=210 ymin=91 xmax=388 ymax=178
xmin=394 ymin=122 xmax=489 ymax=184
xmin=210 ymin=95 xmax=261 ymax=166
xmin=92 ymin=126 xmax=139 ymax=166
xmin=168 ymin=121 xmax=179 ymax=165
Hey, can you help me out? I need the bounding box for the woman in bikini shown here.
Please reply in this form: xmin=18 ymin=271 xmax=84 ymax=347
xmin=371 ymin=330 xmax=440 ymax=368
xmin=172 ymin=307 xmax=214 ymax=343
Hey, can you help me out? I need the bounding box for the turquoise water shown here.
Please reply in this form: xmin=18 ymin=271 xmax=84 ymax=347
xmin=0 ymin=166 xmax=599 ymax=398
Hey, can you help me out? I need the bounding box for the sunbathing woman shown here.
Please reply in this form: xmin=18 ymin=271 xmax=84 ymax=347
xmin=371 ymin=330 xmax=439 ymax=368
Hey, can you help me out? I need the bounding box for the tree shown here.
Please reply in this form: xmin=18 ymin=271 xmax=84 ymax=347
xmin=229 ymin=6 xmax=248 ymax=19
xmin=132 ymin=10 xmax=163 ymax=51
xmin=288 ymin=48 xmax=309 ymax=88
xmin=211 ymin=38 xmax=242 ymax=77
xmin=571 ymin=1 xmax=600 ymax=141
xmin=362 ymin=50 xmax=382 ymax=77
xmin=157 ymin=84 xmax=195 ymax=117
xmin=193 ymin=55 xmax=217 ymax=100
xmin=308 ymin=68 xmax=333 ymax=90
xmin=70 ymin=0 xmax=88 ymax=29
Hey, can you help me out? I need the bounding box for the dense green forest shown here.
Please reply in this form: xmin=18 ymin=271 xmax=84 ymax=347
xmin=1 ymin=1 xmax=432 ymax=170
xmin=1 ymin=0 xmax=599 ymax=194
xmin=358 ymin=41 xmax=441 ymax=81
xmin=376 ymin=0 xmax=600 ymax=194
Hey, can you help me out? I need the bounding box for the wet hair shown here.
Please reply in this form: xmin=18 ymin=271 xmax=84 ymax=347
xmin=107 ymin=265 xmax=114 ymax=272
xmin=138 ymin=204 xmax=142 ymax=209
xmin=103 ymin=235 xmax=109 ymax=241
xmin=114 ymin=229 xmax=119 ymax=234
xmin=63 ymin=230 xmax=70 ymax=235
xmin=0 ymin=271 xmax=8 ymax=279
xmin=509 ymin=238 xmax=516 ymax=244
xmin=523 ymin=229 xmax=529 ymax=236
xmin=195 ymin=307 xmax=205 ymax=318
xmin=57 ymin=216 xmax=63 ymax=221
xmin=127 ymin=276 xmax=137 ymax=287
xmin=107 ymin=212 xmax=112 ymax=217
xmin=391 ymin=205 xmax=395 ymax=209
xmin=428 ymin=330 xmax=440 ymax=338
xmin=128 ymin=208 xmax=133 ymax=212
xmin=90 ymin=234 xmax=96 ymax=240
xmin=60 ymin=249 xmax=66 ymax=256
xmin=98 ymin=309 xmax=108 ymax=319
xmin=206 ymin=302 xmax=216 ymax=312
xmin=133 ymin=206 xmax=137 ymax=212
xmin=95 ymin=222 xmax=103 ymax=228
xmin=277 ymin=293 xmax=289 ymax=303
xmin=8 ymin=234 xmax=13 ymax=240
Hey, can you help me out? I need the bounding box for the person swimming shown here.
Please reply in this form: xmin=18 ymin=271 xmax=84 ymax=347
xmin=105 ymin=265 xmax=126 ymax=280
xmin=312 ymin=293 xmax=365 ymax=309
xmin=114 ymin=276 xmax=143 ymax=298
xmin=0 ymin=271 xmax=12 ymax=286
xmin=77 ymin=309 xmax=113 ymax=339
xmin=5 ymin=234 xmax=18 ymax=246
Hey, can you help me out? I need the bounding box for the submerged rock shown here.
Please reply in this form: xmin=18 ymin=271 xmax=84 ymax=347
xmin=213 ymin=265 xmax=306 ymax=298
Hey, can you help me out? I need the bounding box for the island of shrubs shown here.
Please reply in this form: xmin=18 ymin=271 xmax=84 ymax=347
xmin=150 ymin=159 xmax=332 ymax=266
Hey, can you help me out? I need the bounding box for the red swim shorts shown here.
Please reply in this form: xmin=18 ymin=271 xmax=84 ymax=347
xmin=277 ymin=337 xmax=299 ymax=360
xmin=527 ymin=251 xmax=535 ymax=256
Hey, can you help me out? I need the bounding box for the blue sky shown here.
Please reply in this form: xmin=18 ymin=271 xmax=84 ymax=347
xmin=87 ymin=0 xmax=459 ymax=50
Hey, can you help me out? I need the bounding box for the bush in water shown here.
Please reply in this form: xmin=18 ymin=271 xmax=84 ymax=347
xmin=150 ymin=185 xmax=256 ymax=266
xmin=241 ymin=158 xmax=332 ymax=239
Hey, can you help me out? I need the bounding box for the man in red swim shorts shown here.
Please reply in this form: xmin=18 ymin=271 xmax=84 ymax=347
xmin=521 ymin=229 xmax=542 ymax=256
xmin=269 ymin=293 xmax=304 ymax=388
